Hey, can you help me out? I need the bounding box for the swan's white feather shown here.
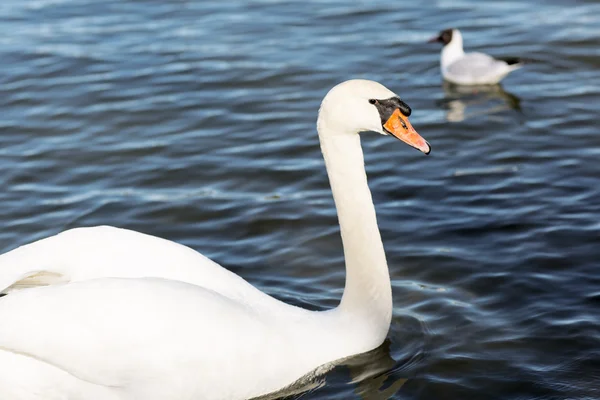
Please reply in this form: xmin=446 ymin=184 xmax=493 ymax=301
xmin=0 ymin=226 xmax=266 ymax=305
xmin=0 ymin=277 xmax=334 ymax=400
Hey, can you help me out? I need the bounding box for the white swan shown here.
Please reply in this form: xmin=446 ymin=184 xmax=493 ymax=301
xmin=0 ymin=79 xmax=430 ymax=400
xmin=429 ymin=28 xmax=523 ymax=85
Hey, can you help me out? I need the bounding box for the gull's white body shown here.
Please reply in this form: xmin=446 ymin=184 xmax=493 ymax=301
xmin=440 ymin=29 xmax=522 ymax=85
xmin=0 ymin=80 xmax=404 ymax=400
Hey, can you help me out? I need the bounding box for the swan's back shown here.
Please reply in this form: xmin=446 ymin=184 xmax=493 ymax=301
xmin=0 ymin=226 xmax=269 ymax=305
xmin=0 ymin=227 xmax=349 ymax=399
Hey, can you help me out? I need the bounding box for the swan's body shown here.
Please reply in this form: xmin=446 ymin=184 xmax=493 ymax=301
xmin=0 ymin=79 xmax=430 ymax=400
xmin=430 ymin=28 xmax=523 ymax=85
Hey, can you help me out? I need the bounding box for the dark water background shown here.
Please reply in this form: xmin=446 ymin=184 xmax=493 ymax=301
xmin=1 ymin=0 xmax=599 ymax=399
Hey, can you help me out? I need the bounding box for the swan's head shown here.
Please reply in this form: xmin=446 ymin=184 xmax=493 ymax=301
xmin=318 ymin=79 xmax=430 ymax=154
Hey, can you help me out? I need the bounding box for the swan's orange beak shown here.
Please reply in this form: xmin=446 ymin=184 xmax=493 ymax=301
xmin=383 ymin=109 xmax=431 ymax=155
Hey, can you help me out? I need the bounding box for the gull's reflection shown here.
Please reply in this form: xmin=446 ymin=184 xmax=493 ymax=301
xmin=439 ymin=81 xmax=522 ymax=122
xmin=254 ymin=340 xmax=412 ymax=400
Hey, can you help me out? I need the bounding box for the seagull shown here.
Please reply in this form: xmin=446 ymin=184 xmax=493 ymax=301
xmin=429 ymin=28 xmax=523 ymax=85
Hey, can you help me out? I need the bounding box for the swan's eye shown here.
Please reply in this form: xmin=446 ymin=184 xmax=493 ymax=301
xmin=369 ymin=99 xmax=377 ymax=105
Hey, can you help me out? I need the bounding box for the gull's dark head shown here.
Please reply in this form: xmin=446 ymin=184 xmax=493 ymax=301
xmin=428 ymin=28 xmax=454 ymax=46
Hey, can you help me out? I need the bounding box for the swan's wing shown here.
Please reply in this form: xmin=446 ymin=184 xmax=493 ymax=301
xmin=0 ymin=226 xmax=259 ymax=302
xmin=0 ymin=278 xmax=297 ymax=400
xmin=445 ymin=52 xmax=519 ymax=84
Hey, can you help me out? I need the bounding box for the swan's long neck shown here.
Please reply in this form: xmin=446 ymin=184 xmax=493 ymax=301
xmin=317 ymin=119 xmax=392 ymax=342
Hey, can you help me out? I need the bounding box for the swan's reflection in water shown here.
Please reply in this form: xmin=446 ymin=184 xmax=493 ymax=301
xmin=439 ymin=81 xmax=522 ymax=122
xmin=255 ymin=340 xmax=412 ymax=400
xmin=345 ymin=340 xmax=411 ymax=400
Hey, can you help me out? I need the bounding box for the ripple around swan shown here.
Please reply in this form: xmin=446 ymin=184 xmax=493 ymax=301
xmin=0 ymin=0 xmax=599 ymax=399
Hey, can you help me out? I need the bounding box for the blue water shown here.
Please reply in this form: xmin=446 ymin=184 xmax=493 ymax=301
xmin=0 ymin=0 xmax=599 ymax=399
